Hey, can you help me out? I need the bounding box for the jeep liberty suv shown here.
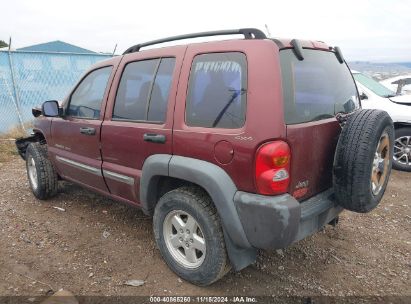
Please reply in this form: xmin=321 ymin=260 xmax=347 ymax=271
xmin=16 ymin=28 xmax=394 ymax=285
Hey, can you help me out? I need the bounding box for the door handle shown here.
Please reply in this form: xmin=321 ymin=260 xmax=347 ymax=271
xmin=143 ymin=133 xmax=166 ymax=144
xmin=80 ymin=127 xmax=96 ymax=136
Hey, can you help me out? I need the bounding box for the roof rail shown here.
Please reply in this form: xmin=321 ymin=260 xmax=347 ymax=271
xmin=123 ymin=28 xmax=267 ymax=54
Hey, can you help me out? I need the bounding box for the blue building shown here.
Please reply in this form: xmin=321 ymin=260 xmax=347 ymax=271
xmin=0 ymin=41 xmax=112 ymax=133
xmin=17 ymin=40 xmax=98 ymax=54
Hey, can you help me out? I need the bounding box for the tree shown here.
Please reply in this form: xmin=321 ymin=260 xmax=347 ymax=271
xmin=0 ymin=40 xmax=9 ymax=48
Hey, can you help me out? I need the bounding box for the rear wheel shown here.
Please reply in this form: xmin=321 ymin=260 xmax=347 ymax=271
xmin=393 ymin=127 xmax=411 ymax=172
xmin=153 ymin=187 xmax=230 ymax=286
xmin=333 ymin=109 xmax=394 ymax=213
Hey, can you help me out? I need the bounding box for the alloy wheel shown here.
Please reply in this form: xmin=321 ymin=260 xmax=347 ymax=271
xmin=394 ymin=135 xmax=411 ymax=167
xmin=163 ymin=210 xmax=206 ymax=269
xmin=371 ymin=132 xmax=390 ymax=196
xmin=27 ymin=156 xmax=38 ymax=190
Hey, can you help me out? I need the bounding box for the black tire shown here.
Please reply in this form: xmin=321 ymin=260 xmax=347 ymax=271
xmin=333 ymin=109 xmax=394 ymax=213
xmin=25 ymin=143 xmax=58 ymax=200
xmin=392 ymin=127 xmax=411 ymax=172
xmin=153 ymin=186 xmax=230 ymax=286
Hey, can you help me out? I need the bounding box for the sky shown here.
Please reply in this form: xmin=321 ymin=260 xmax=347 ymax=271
xmin=1 ymin=0 xmax=410 ymax=62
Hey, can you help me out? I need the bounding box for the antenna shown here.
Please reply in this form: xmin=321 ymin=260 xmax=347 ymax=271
xmin=112 ymin=43 xmax=117 ymax=56
xmin=264 ymin=24 xmax=272 ymax=38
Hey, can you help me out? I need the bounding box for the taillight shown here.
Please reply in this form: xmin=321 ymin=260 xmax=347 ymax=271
xmin=255 ymin=141 xmax=291 ymax=195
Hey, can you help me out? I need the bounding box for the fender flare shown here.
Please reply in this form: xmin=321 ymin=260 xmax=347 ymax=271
xmin=140 ymin=155 xmax=256 ymax=270
xmin=15 ymin=130 xmax=46 ymax=160
xmin=140 ymin=154 xmax=172 ymax=214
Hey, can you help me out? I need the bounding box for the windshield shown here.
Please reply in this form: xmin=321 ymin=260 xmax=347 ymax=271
xmin=280 ymin=49 xmax=359 ymax=124
xmin=353 ymin=73 xmax=395 ymax=98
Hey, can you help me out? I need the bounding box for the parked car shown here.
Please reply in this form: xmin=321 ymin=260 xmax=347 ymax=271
xmin=352 ymin=71 xmax=411 ymax=171
xmin=16 ymin=29 xmax=394 ymax=285
xmin=380 ymin=74 xmax=411 ymax=95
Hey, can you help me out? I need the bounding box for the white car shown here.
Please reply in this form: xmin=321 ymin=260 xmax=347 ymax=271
xmin=380 ymin=74 xmax=411 ymax=95
xmin=352 ymin=70 xmax=411 ymax=171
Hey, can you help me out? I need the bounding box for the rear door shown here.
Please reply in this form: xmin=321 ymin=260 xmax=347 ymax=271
xmin=48 ymin=63 xmax=117 ymax=192
xmin=100 ymin=46 xmax=185 ymax=205
xmin=279 ymin=49 xmax=359 ymax=200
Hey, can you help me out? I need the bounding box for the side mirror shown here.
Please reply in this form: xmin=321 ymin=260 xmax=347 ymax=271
xmin=360 ymin=92 xmax=368 ymax=100
xmin=42 ymin=100 xmax=61 ymax=117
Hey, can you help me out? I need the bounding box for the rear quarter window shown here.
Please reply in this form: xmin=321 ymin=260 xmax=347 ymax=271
xmin=280 ymin=49 xmax=359 ymax=124
xmin=185 ymin=52 xmax=247 ymax=129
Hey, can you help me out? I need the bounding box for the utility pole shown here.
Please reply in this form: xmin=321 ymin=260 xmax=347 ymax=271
xmin=7 ymin=36 xmax=26 ymax=131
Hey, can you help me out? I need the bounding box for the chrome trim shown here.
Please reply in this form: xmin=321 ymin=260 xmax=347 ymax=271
xmin=55 ymin=156 xmax=102 ymax=176
xmin=103 ymin=170 xmax=134 ymax=185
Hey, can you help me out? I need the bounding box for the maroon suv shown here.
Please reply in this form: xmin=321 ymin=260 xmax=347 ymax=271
xmin=16 ymin=28 xmax=394 ymax=285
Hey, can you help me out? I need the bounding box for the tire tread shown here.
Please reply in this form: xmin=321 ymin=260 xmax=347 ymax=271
xmin=333 ymin=109 xmax=394 ymax=213
xmin=153 ymin=186 xmax=230 ymax=285
xmin=26 ymin=142 xmax=58 ymax=200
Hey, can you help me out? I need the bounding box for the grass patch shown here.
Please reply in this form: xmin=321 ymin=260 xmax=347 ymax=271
xmin=0 ymin=140 xmax=18 ymax=163
xmin=0 ymin=126 xmax=27 ymax=163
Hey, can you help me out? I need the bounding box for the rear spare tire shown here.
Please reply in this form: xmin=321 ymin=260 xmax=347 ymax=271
xmin=333 ymin=109 xmax=394 ymax=213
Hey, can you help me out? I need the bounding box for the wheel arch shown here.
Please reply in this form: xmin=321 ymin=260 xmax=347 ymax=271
xmin=394 ymin=122 xmax=411 ymax=130
xmin=140 ymin=154 xmax=257 ymax=270
xmin=15 ymin=130 xmax=47 ymax=160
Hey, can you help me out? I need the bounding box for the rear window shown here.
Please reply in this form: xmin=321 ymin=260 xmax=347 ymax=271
xmin=280 ymin=49 xmax=359 ymax=124
xmin=185 ymin=52 xmax=247 ymax=129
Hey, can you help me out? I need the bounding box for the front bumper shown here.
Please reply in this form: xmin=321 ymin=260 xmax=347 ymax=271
xmin=234 ymin=189 xmax=343 ymax=250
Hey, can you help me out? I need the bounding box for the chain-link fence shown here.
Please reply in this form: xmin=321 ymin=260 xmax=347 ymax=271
xmin=0 ymin=50 xmax=111 ymax=134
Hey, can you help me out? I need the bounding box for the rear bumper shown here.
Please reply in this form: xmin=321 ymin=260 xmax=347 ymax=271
xmin=234 ymin=189 xmax=343 ymax=250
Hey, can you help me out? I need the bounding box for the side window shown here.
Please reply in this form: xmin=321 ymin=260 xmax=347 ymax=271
xmin=68 ymin=66 xmax=112 ymax=119
xmin=185 ymin=52 xmax=247 ymax=129
xmin=113 ymin=58 xmax=175 ymax=122
xmin=148 ymin=58 xmax=175 ymax=122
xmin=113 ymin=59 xmax=159 ymax=121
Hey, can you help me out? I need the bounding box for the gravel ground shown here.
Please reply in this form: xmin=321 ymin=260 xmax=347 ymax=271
xmin=0 ymin=155 xmax=410 ymax=299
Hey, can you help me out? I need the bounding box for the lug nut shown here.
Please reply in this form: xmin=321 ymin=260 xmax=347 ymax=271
xmin=179 ymin=237 xmax=183 ymax=242
xmin=186 ymin=229 xmax=190 ymax=234
xmin=180 ymin=229 xmax=183 ymax=233
xmin=190 ymin=239 xmax=193 ymax=243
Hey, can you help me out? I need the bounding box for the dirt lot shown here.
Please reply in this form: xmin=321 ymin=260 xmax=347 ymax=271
xmin=0 ymin=146 xmax=410 ymax=299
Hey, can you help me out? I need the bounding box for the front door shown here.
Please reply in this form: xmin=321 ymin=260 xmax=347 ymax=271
xmin=48 ymin=64 xmax=116 ymax=192
xmin=100 ymin=46 xmax=186 ymax=205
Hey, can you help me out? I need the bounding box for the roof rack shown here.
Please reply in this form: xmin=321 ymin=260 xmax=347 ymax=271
xmin=123 ymin=28 xmax=267 ymax=54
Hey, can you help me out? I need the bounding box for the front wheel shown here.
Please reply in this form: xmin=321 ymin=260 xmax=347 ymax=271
xmin=25 ymin=143 xmax=58 ymax=200
xmin=393 ymin=127 xmax=411 ymax=172
xmin=153 ymin=187 xmax=230 ymax=286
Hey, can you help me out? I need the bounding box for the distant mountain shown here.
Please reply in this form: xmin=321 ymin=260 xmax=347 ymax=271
xmin=396 ymin=62 xmax=411 ymax=68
